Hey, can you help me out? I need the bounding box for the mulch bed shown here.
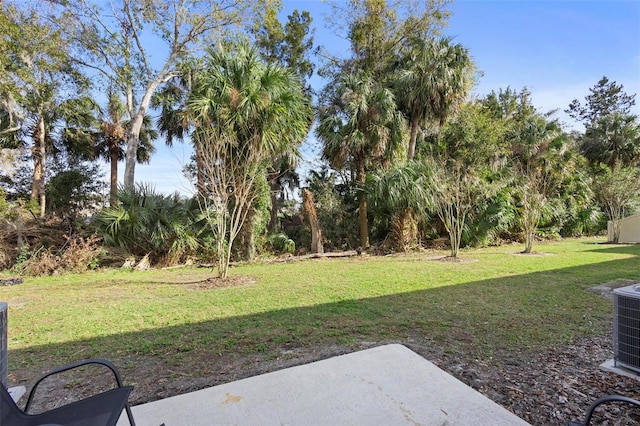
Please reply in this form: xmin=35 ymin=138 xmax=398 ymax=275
xmin=175 ymin=276 xmax=257 ymax=290
xmin=15 ymin=334 xmax=640 ymax=425
xmin=419 ymin=335 xmax=640 ymax=425
xmin=0 ymin=278 xmax=23 ymax=286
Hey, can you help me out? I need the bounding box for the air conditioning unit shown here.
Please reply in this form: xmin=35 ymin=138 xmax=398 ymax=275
xmin=614 ymin=284 xmax=640 ymax=373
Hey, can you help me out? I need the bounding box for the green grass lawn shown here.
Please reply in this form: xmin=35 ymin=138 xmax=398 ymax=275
xmin=2 ymin=238 xmax=639 ymax=379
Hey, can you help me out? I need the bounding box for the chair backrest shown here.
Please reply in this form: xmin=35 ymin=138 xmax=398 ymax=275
xmin=1 ymin=383 xmax=133 ymax=426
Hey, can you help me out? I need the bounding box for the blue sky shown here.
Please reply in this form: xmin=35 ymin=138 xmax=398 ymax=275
xmin=131 ymin=0 xmax=640 ymax=195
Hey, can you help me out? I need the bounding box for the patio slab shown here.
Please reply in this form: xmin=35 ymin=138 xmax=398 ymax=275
xmin=118 ymin=344 xmax=529 ymax=425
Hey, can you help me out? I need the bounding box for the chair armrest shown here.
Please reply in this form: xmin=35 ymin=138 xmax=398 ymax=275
xmin=24 ymin=358 xmax=135 ymax=425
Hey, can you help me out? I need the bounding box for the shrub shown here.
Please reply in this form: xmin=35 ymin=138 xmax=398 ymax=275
xmin=95 ymin=184 xmax=205 ymax=266
xmin=266 ymin=232 xmax=296 ymax=255
xmin=15 ymin=235 xmax=104 ymax=276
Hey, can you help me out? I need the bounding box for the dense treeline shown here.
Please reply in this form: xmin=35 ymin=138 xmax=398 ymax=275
xmin=0 ymin=0 xmax=639 ymax=276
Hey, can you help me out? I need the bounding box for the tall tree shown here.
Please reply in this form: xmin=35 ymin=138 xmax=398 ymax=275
xmin=394 ymin=37 xmax=473 ymax=160
xmin=421 ymin=102 xmax=504 ymax=257
xmin=188 ymin=43 xmax=311 ymax=278
xmin=509 ymin=110 xmax=573 ymax=253
xmin=94 ymin=91 xmax=157 ymax=205
xmin=580 ymin=113 xmax=640 ymax=170
xmin=567 ymin=77 xmax=640 ymax=240
xmin=55 ymin=0 xmax=261 ymax=189
xmin=252 ymin=7 xmax=314 ymax=93
xmin=0 ymin=3 xmax=25 ymax=141
xmin=26 ymin=95 xmax=97 ymax=218
xmin=316 ymin=71 xmax=406 ymax=249
xmin=424 ymin=159 xmax=489 ymax=258
xmin=2 ymin=4 xmax=95 ymax=217
xmin=326 ymin=0 xmax=451 ymax=78
xmin=483 ymin=88 xmax=581 ymax=253
xmin=566 ymin=76 xmax=636 ymax=127
xmin=251 ymin=5 xmax=315 ymax=233
xmin=315 ymin=0 xmax=450 ymax=250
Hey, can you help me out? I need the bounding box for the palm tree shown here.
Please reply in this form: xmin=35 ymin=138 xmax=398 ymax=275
xmin=368 ymin=162 xmax=430 ymax=251
xmin=2 ymin=6 xmax=97 ymax=218
xmin=96 ymin=183 xmax=204 ymax=264
xmin=509 ymin=113 xmax=571 ymax=253
xmin=394 ymin=37 xmax=473 ymax=160
xmin=188 ymin=42 xmax=312 ymax=278
xmin=23 ymin=86 xmax=97 ymax=217
xmin=152 ymin=62 xmax=208 ymax=197
xmin=316 ymin=71 xmax=406 ymax=249
xmin=580 ymin=113 xmax=640 ymax=170
xmin=94 ymin=92 xmax=157 ymax=206
xmin=480 ymin=88 xmax=582 ymax=253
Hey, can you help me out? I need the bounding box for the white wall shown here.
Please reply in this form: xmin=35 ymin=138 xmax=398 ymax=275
xmin=609 ymin=214 xmax=640 ymax=243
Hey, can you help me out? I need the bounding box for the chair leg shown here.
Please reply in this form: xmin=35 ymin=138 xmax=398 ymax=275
xmin=124 ymin=400 xmax=136 ymax=426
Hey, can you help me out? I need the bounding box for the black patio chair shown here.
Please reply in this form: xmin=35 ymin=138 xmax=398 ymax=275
xmin=568 ymin=394 xmax=640 ymax=426
xmin=1 ymin=358 xmax=136 ymax=426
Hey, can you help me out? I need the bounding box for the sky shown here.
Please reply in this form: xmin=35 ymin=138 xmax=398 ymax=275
xmin=128 ymin=0 xmax=640 ymax=196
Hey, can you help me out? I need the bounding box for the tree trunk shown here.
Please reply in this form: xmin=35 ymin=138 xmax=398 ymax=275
xmin=38 ymin=132 xmax=46 ymax=218
xmin=196 ymin=144 xmax=206 ymax=199
xmin=31 ymin=146 xmax=41 ymax=202
xmin=31 ymin=115 xmax=46 ymax=218
xmin=109 ymin=140 xmax=119 ymax=206
xmin=612 ymin=220 xmax=621 ymax=243
xmin=407 ymin=114 xmax=420 ymax=161
xmin=268 ymin=191 xmax=279 ymax=233
xmin=358 ymin=192 xmax=369 ymax=249
xmin=520 ymin=185 xmax=536 ymax=253
xmin=124 ymin=118 xmax=142 ymax=190
xmin=240 ymin=211 xmax=256 ymax=261
xmin=245 ymin=227 xmax=256 ymax=261
xmin=392 ymin=209 xmax=417 ymax=252
xmin=449 ymin=231 xmax=459 ymax=257
xmin=267 ymin=172 xmax=279 ymax=234
xmin=302 ymin=188 xmax=323 ymax=254
xmin=523 ymin=231 xmax=533 ymax=253
xmin=215 ymin=206 xmax=228 ymax=278
xmin=356 ymin=156 xmax=369 ymax=249
xmin=607 ymin=204 xmax=621 ymax=243
xmin=450 ymin=215 xmax=460 ymax=258
xmin=124 ymin=81 xmax=161 ymax=189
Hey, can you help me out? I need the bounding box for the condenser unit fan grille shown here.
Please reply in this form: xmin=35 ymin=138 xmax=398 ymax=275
xmin=614 ymin=285 xmax=640 ymax=373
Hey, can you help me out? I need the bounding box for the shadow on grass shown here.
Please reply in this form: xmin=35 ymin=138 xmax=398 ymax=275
xmin=586 ymin=242 xmax=640 ymax=256
xmin=6 ymin=247 xmax=640 ymax=404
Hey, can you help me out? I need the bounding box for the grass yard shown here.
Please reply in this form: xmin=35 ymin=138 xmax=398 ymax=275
xmin=3 ymin=237 xmax=638 ymax=369
xmin=2 ymin=237 xmax=640 ymax=423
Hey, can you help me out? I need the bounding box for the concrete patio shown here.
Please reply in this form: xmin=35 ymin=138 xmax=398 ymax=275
xmin=117 ymin=344 xmax=529 ymax=425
